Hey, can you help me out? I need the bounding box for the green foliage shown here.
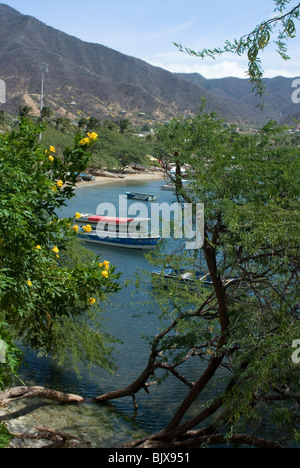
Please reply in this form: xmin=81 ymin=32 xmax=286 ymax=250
xmin=0 ymin=423 xmax=12 ymax=448
xmin=174 ymin=1 xmax=300 ymax=100
xmin=138 ymin=107 xmax=300 ymax=446
xmin=88 ymin=126 xmax=156 ymax=168
xmin=39 ymin=120 xmax=156 ymax=170
xmin=0 ymin=323 xmax=23 ymax=389
xmin=0 ymin=119 xmax=121 ymax=388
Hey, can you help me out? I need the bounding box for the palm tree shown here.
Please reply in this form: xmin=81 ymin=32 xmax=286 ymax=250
xmin=18 ymin=106 xmax=32 ymax=119
xmin=40 ymin=106 xmax=53 ymax=121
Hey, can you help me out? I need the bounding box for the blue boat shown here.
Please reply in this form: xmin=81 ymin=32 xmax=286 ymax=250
xmin=75 ymin=214 xmax=160 ymax=250
xmin=125 ymin=192 xmax=157 ymax=201
xmin=75 ymin=173 xmax=96 ymax=182
xmin=78 ymin=232 xmax=159 ymax=249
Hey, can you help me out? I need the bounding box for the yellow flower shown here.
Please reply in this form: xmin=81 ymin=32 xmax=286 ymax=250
xmin=101 ymin=270 xmax=109 ymax=278
xmin=82 ymin=225 xmax=92 ymax=233
xmin=99 ymin=262 xmax=103 ymax=268
xmin=27 ymin=281 xmax=32 ymax=287
xmin=52 ymin=246 xmax=59 ymax=254
xmin=72 ymin=225 xmax=79 ymax=233
xmin=48 ymin=155 xmax=54 ymax=162
xmin=51 ymin=186 xmax=57 ymax=192
xmin=75 ymin=212 xmax=82 ymax=219
xmin=36 ymin=245 xmax=42 ymax=250
xmin=79 ymin=137 xmax=90 ymax=146
xmin=88 ymin=297 xmax=96 ymax=305
xmin=56 ymin=180 xmax=63 ymax=188
xmin=49 ymin=146 xmax=56 ymax=153
xmin=87 ymin=132 xmax=98 ymax=141
xmin=103 ymin=261 xmax=110 ymax=267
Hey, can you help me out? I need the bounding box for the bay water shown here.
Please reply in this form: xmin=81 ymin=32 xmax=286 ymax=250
xmin=13 ymin=177 xmax=283 ymax=447
xmin=17 ymin=178 xmax=212 ymax=447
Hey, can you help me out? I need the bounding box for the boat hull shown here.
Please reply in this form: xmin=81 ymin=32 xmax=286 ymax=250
xmin=160 ymin=185 xmax=175 ymax=191
xmin=152 ymin=268 xmax=213 ymax=285
xmin=78 ymin=233 xmax=160 ymax=249
xmin=75 ymin=214 xmax=159 ymax=249
xmin=125 ymin=192 xmax=156 ymax=201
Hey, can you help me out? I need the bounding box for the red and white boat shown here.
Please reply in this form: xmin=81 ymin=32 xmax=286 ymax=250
xmin=74 ymin=213 xmax=160 ymax=249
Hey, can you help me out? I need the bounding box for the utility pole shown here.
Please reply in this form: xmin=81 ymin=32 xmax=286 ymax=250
xmin=0 ymin=78 xmax=6 ymax=105
xmin=39 ymin=63 xmax=49 ymax=141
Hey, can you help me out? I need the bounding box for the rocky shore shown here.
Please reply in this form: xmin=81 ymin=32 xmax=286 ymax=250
xmin=0 ymin=399 xmax=91 ymax=448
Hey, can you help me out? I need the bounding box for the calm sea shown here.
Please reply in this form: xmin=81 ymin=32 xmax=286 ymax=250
xmin=17 ymin=179 xmax=209 ymax=447
xmin=17 ymin=178 xmax=278 ymax=447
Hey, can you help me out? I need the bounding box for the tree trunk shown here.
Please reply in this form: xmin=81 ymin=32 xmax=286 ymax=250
xmin=0 ymin=386 xmax=85 ymax=405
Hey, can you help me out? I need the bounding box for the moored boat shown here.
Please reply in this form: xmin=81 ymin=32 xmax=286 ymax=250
xmin=125 ymin=192 xmax=157 ymax=201
xmin=152 ymin=267 xmax=213 ymax=285
xmin=160 ymin=183 xmax=175 ymax=191
xmin=160 ymin=181 xmax=192 ymax=192
xmin=74 ymin=213 xmax=160 ymax=249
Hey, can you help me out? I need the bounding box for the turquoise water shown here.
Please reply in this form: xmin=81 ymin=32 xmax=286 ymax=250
xmin=17 ymin=178 xmax=286 ymax=447
xmin=19 ymin=178 xmax=214 ymax=447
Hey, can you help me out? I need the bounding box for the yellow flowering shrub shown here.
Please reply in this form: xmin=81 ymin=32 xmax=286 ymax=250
xmin=0 ymin=119 xmax=120 ymax=386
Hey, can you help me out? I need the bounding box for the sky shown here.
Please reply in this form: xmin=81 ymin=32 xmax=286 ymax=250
xmin=2 ymin=0 xmax=300 ymax=79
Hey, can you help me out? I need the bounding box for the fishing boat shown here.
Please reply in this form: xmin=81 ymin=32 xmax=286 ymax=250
xmin=160 ymin=181 xmax=192 ymax=192
xmin=74 ymin=213 xmax=160 ymax=249
xmin=152 ymin=267 xmax=240 ymax=287
xmin=160 ymin=183 xmax=175 ymax=191
xmin=152 ymin=267 xmax=213 ymax=285
xmin=125 ymin=192 xmax=157 ymax=201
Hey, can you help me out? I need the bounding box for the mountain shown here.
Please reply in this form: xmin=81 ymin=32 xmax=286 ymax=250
xmin=177 ymin=73 xmax=300 ymax=126
xmin=0 ymin=3 xmax=299 ymax=126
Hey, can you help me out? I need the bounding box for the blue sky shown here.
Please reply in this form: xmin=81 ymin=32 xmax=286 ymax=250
xmin=2 ymin=0 xmax=300 ymax=78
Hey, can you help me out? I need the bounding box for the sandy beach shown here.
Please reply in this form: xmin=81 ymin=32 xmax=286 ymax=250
xmin=75 ymin=171 xmax=165 ymax=189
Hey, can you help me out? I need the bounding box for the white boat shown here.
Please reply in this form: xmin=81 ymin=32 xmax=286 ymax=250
xmin=125 ymin=192 xmax=157 ymax=201
xmin=161 ymin=181 xmax=192 ymax=192
xmin=74 ymin=214 xmax=160 ymax=249
xmin=161 ymin=183 xmax=175 ymax=191
xmin=152 ymin=267 xmax=213 ymax=285
xmin=152 ymin=267 xmax=240 ymax=287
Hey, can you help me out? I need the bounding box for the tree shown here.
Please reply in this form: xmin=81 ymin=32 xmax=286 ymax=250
xmin=86 ymin=117 xmax=100 ymax=132
xmin=0 ymin=119 xmax=121 ymax=390
xmin=174 ymin=0 xmax=300 ymax=100
xmin=116 ymin=118 xmax=132 ymax=134
xmin=40 ymin=106 xmax=53 ymax=121
xmin=55 ymin=117 xmax=72 ymax=133
xmin=78 ymin=117 xmax=88 ymax=129
xmin=17 ymin=106 xmax=32 ymax=119
xmin=94 ymin=108 xmax=300 ymax=448
xmin=0 ymin=110 xmax=5 ymax=125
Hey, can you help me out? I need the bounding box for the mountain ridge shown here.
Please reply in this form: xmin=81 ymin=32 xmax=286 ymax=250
xmin=0 ymin=3 xmax=299 ymax=126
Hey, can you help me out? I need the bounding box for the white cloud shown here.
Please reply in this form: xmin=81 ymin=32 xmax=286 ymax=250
xmin=142 ymin=45 xmax=300 ymax=79
xmin=144 ymin=51 xmax=249 ymax=79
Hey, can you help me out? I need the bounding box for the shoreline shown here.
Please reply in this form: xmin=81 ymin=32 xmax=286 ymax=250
xmin=75 ymin=171 xmax=165 ymax=189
